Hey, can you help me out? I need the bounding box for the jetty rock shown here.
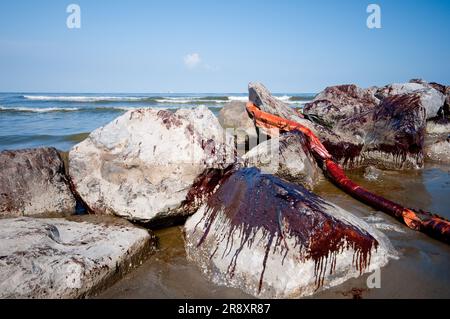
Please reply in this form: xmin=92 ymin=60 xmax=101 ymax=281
xmin=0 ymin=217 xmax=154 ymax=298
xmin=185 ymin=167 xmax=395 ymax=299
xmin=69 ymin=105 xmax=235 ymax=223
xmin=218 ymin=101 xmax=258 ymax=156
xmin=248 ymin=82 xmax=354 ymax=158
xmin=243 ymin=131 xmax=322 ymax=190
xmin=336 ymin=93 xmax=427 ymax=169
xmin=303 ymin=84 xmax=380 ymax=126
xmin=0 ymin=147 xmax=76 ymax=217
xmin=375 ymin=82 xmax=445 ymax=119
xmin=249 ymin=82 xmax=316 ymax=133
xmin=249 ymin=83 xmax=425 ymax=169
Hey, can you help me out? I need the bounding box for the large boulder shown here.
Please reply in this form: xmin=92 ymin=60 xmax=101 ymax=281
xmin=303 ymin=84 xmax=379 ymax=126
xmin=375 ymin=82 xmax=445 ymax=119
xmin=343 ymin=93 xmax=427 ymax=169
xmin=0 ymin=148 xmax=76 ymax=217
xmin=243 ymin=131 xmax=321 ymax=190
xmin=0 ymin=217 xmax=154 ymax=298
xmin=218 ymin=101 xmax=258 ymax=154
xmin=69 ymin=106 xmax=235 ymax=223
xmin=185 ymin=167 xmax=395 ymax=299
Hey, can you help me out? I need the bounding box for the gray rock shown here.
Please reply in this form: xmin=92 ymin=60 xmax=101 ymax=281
xmin=376 ymin=82 xmax=445 ymax=119
xmin=248 ymin=82 xmax=313 ymax=132
xmin=69 ymin=106 xmax=236 ymax=223
xmin=0 ymin=217 xmax=154 ymax=298
xmin=247 ymin=82 xmax=350 ymax=157
xmin=0 ymin=147 xmax=76 ymax=217
xmin=185 ymin=167 xmax=395 ymax=299
xmin=218 ymin=101 xmax=258 ymax=154
xmin=304 ymin=84 xmax=380 ymax=126
xmin=243 ymin=131 xmax=321 ymax=190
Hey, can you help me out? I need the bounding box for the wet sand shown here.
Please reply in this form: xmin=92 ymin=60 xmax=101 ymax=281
xmin=98 ymin=163 xmax=450 ymax=299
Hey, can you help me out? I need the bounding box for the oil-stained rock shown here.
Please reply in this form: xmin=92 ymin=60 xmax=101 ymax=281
xmin=375 ymin=82 xmax=445 ymax=119
xmin=0 ymin=147 xmax=76 ymax=217
xmin=69 ymin=105 xmax=235 ymax=223
xmin=185 ymin=167 xmax=395 ymax=299
xmin=248 ymin=83 xmax=428 ymax=170
xmin=358 ymin=93 xmax=427 ymax=169
xmin=303 ymin=84 xmax=380 ymax=127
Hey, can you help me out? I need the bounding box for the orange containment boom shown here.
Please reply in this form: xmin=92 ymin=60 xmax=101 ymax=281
xmin=246 ymin=102 xmax=450 ymax=244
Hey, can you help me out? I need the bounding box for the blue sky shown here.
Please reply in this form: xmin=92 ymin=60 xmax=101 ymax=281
xmin=0 ymin=0 xmax=449 ymax=93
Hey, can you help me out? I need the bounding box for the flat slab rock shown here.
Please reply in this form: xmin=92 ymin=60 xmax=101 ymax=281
xmin=0 ymin=147 xmax=76 ymax=217
xmin=185 ymin=167 xmax=396 ymax=299
xmin=0 ymin=217 xmax=154 ymax=298
xmin=69 ymin=106 xmax=235 ymax=222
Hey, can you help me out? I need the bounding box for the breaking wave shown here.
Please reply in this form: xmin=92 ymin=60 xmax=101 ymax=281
xmin=21 ymin=94 xmax=308 ymax=104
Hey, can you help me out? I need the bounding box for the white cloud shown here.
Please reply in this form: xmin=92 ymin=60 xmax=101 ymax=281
xmin=183 ymin=53 xmax=201 ymax=69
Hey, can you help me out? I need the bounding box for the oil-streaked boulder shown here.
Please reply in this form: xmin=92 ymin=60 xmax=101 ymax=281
xmin=376 ymin=82 xmax=445 ymax=119
xmin=0 ymin=147 xmax=76 ymax=217
xmin=0 ymin=217 xmax=154 ymax=298
xmin=185 ymin=167 xmax=395 ymax=299
xmin=69 ymin=105 xmax=235 ymax=223
xmin=303 ymin=84 xmax=379 ymax=127
xmin=243 ymin=131 xmax=321 ymax=190
xmin=346 ymin=93 xmax=427 ymax=169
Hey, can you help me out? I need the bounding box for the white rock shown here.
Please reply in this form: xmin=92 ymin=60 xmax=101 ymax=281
xmin=0 ymin=217 xmax=153 ymax=298
xmin=69 ymin=106 xmax=235 ymax=222
xmin=184 ymin=168 xmax=396 ymax=299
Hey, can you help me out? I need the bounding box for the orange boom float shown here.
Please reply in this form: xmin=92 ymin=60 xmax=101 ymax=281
xmin=246 ymin=102 xmax=450 ymax=244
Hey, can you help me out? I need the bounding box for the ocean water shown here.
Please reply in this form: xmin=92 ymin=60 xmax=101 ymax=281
xmin=0 ymin=93 xmax=314 ymax=151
